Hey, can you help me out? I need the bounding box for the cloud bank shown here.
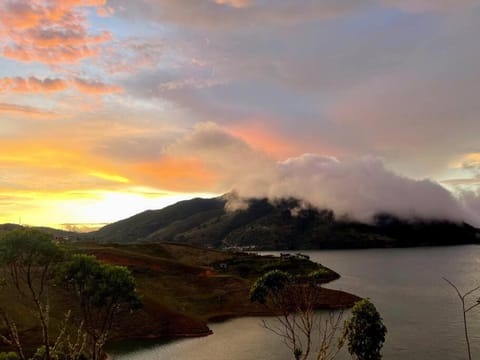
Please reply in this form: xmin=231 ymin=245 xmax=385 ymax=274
xmin=169 ymin=123 xmax=480 ymax=225
xmin=239 ymin=154 xmax=468 ymax=223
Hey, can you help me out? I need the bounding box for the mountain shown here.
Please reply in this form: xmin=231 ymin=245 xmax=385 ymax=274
xmin=91 ymin=196 xmax=480 ymax=249
xmin=94 ymin=197 xmax=226 ymax=244
xmin=0 ymin=223 xmax=90 ymax=241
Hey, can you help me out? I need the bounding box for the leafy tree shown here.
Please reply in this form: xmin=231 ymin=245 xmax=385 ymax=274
xmin=250 ymin=270 xmax=291 ymax=304
xmin=343 ymin=299 xmax=387 ymax=360
xmin=251 ymin=270 xmax=344 ymax=360
xmin=59 ymin=255 xmax=141 ymax=360
xmin=0 ymin=229 xmax=63 ymax=360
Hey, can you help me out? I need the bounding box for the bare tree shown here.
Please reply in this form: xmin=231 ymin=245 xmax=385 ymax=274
xmin=251 ymin=270 xmax=345 ymax=360
xmin=0 ymin=309 xmax=26 ymax=360
xmin=51 ymin=311 xmax=87 ymax=360
xmin=0 ymin=229 xmax=63 ymax=360
xmin=443 ymin=277 xmax=480 ymax=360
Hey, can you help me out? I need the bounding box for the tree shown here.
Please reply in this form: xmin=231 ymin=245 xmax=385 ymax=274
xmin=250 ymin=270 xmax=344 ymax=360
xmin=443 ymin=277 xmax=480 ymax=360
xmin=0 ymin=229 xmax=64 ymax=360
xmin=343 ymin=299 xmax=387 ymax=360
xmin=59 ymin=255 xmax=141 ymax=360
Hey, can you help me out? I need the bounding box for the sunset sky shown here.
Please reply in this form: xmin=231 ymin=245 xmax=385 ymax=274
xmin=2 ymin=0 xmax=480 ymax=229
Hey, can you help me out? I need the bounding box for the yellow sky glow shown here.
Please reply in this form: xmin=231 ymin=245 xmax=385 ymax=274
xmin=0 ymin=187 xmax=217 ymax=230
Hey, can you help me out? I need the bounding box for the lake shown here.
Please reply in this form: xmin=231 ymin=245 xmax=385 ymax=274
xmin=110 ymin=245 xmax=480 ymax=359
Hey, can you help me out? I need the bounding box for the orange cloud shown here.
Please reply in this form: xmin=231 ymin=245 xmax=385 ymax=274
xmin=0 ymin=141 xmax=88 ymax=170
xmin=0 ymin=76 xmax=122 ymax=95
xmin=214 ymin=0 xmax=253 ymax=8
xmin=0 ymin=129 xmax=215 ymax=194
xmin=226 ymin=122 xmax=299 ymax=159
xmin=450 ymin=153 xmax=480 ymax=169
xmin=0 ymin=137 xmax=134 ymax=195
xmin=0 ymin=1 xmax=44 ymax=29
xmin=20 ymin=28 xmax=112 ymax=48
xmin=73 ymin=78 xmax=123 ymax=94
xmin=0 ymin=76 xmax=68 ymax=93
xmin=0 ymin=121 xmax=221 ymax=226
xmin=3 ymin=43 xmax=101 ymax=64
xmin=0 ymin=132 xmax=215 ymax=199
xmin=89 ymin=171 xmax=130 ymax=184
xmin=0 ymin=0 xmax=111 ymax=64
xmin=0 ymin=0 xmax=106 ymax=28
xmin=133 ymin=157 xmax=218 ymax=192
xmin=0 ymin=102 xmax=56 ymax=118
xmin=97 ymin=6 xmax=115 ymax=17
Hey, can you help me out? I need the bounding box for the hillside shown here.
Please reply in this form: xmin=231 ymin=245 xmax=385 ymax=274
xmin=91 ymin=196 xmax=480 ymax=249
xmin=0 ymin=242 xmax=358 ymax=353
xmin=0 ymin=223 xmax=89 ymax=241
xmin=93 ymin=197 xmax=225 ymax=243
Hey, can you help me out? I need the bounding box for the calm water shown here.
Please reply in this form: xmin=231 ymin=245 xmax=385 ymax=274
xmin=110 ymin=245 xmax=480 ymax=359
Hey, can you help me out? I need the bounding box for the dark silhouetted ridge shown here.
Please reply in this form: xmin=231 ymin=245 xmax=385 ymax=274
xmin=89 ymin=196 xmax=480 ymax=250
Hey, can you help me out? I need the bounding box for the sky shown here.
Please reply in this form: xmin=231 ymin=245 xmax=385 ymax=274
xmin=1 ymin=0 xmax=480 ymax=229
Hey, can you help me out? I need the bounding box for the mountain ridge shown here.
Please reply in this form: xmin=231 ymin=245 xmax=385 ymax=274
xmin=89 ymin=196 xmax=480 ymax=250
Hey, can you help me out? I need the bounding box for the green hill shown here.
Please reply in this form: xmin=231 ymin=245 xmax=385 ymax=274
xmin=94 ymin=197 xmax=225 ymax=244
xmin=91 ymin=196 xmax=480 ymax=249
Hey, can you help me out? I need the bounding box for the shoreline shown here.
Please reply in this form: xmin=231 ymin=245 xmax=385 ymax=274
xmin=107 ymin=286 xmax=361 ymax=350
xmin=1 ymin=244 xmax=362 ymax=358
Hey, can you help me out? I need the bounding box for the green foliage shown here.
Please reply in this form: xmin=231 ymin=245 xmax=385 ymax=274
xmin=308 ymin=268 xmax=331 ymax=283
xmin=31 ymin=346 xmax=47 ymax=360
xmin=59 ymin=254 xmax=142 ymax=360
xmin=0 ymin=229 xmax=63 ymax=268
xmin=0 ymin=352 xmax=19 ymax=360
xmin=60 ymin=254 xmax=142 ymax=309
xmin=260 ymin=259 xmax=318 ymax=274
xmin=343 ymin=299 xmax=387 ymax=360
xmin=215 ymin=255 xmax=326 ymax=281
xmin=250 ymin=270 xmax=291 ymax=304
